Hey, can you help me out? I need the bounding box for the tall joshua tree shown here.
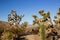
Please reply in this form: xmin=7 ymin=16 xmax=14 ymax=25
xmin=32 ymin=10 xmax=52 ymax=40
xmin=8 ymin=10 xmax=24 ymax=25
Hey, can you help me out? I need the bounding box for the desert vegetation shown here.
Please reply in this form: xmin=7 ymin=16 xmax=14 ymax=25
xmin=0 ymin=8 xmax=60 ymax=40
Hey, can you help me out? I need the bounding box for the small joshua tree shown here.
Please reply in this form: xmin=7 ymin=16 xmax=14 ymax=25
xmin=8 ymin=10 xmax=24 ymax=25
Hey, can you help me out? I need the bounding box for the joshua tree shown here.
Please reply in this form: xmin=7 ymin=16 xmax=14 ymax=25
xmin=32 ymin=10 xmax=52 ymax=40
xmin=8 ymin=10 xmax=24 ymax=25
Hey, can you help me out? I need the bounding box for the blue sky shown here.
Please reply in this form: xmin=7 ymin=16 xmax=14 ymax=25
xmin=0 ymin=0 xmax=60 ymax=24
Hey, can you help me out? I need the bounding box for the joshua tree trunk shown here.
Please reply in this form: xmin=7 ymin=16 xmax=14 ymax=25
xmin=39 ymin=22 xmax=46 ymax=40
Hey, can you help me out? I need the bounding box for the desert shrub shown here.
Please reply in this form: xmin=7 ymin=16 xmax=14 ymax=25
xmin=1 ymin=28 xmax=15 ymax=40
xmin=21 ymin=22 xmax=28 ymax=32
xmin=0 ymin=25 xmax=26 ymax=40
xmin=9 ymin=26 xmax=24 ymax=36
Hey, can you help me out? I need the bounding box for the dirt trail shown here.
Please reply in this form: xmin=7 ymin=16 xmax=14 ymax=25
xmin=21 ymin=34 xmax=41 ymax=40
